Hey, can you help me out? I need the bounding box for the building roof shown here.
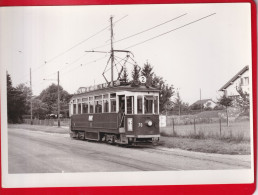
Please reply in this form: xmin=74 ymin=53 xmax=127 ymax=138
xmin=191 ymin=99 xmax=214 ymax=106
xmin=72 ymin=84 xmax=160 ymax=98
xmin=219 ymin=65 xmax=249 ymax=91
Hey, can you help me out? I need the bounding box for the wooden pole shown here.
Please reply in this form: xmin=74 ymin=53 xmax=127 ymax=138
xmin=194 ymin=118 xmax=196 ymax=135
xmin=57 ymin=71 xmax=60 ymax=127
xmin=172 ymin=118 xmax=175 ymax=135
xmin=219 ymin=118 xmax=222 ymax=137
xmin=110 ymin=16 xmax=114 ymax=87
xmin=30 ymin=68 xmax=33 ymax=125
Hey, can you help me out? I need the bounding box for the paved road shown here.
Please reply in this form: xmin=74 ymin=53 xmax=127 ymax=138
xmin=8 ymin=127 xmax=251 ymax=173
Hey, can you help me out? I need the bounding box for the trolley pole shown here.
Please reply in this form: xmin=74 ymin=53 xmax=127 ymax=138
xmin=30 ymin=68 xmax=33 ymax=125
xmin=110 ymin=16 xmax=114 ymax=87
xmin=57 ymin=71 xmax=60 ymax=127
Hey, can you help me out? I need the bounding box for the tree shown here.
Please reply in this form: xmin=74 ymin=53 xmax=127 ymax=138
xmin=7 ymin=74 xmax=27 ymax=123
xmin=121 ymin=66 xmax=129 ymax=83
xmin=218 ymin=94 xmax=233 ymax=126
xmin=141 ymin=62 xmax=154 ymax=87
xmin=16 ymin=83 xmax=32 ymax=115
xmin=141 ymin=62 xmax=154 ymax=79
xmin=152 ymin=75 xmax=175 ymax=113
xmin=172 ymin=92 xmax=190 ymax=115
xmin=131 ymin=65 xmax=141 ymax=86
xmin=236 ymin=85 xmax=250 ymax=115
xmin=38 ymin=83 xmax=72 ymax=117
xmin=32 ymin=98 xmax=48 ymax=119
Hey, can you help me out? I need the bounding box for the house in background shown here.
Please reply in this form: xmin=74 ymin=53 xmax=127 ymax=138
xmin=191 ymin=99 xmax=217 ymax=109
xmin=219 ymin=65 xmax=249 ymax=98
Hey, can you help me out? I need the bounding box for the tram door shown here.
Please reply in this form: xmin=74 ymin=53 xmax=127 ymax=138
xmin=118 ymin=95 xmax=125 ymax=127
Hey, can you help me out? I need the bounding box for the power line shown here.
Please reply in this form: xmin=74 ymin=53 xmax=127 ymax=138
xmin=92 ymin=13 xmax=187 ymax=50
xmin=61 ymin=55 xmax=108 ymax=76
xmin=36 ymin=15 xmax=128 ymax=68
xmin=21 ymin=15 xmax=128 ymax=83
xmin=125 ymin=13 xmax=216 ymax=49
xmin=43 ymin=52 xmax=89 ymax=80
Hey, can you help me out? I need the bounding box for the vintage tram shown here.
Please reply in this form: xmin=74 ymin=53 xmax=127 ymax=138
xmin=69 ymin=83 xmax=160 ymax=145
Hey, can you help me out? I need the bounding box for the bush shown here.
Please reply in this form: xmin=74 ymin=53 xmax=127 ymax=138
xmin=188 ymin=130 xmax=205 ymax=139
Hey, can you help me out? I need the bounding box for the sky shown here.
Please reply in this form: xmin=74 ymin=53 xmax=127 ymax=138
xmin=0 ymin=3 xmax=252 ymax=104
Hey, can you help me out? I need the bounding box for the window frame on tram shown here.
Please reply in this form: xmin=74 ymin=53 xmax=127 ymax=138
xmin=70 ymin=91 xmax=159 ymax=116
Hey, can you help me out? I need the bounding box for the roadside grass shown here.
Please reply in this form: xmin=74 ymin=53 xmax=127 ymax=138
xmin=8 ymin=124 xmax=69 ymax=134
xmin=158 ymin=136 xmax=250 ymax=155
xmin=160 ymin=121 xmax=251 ymax=154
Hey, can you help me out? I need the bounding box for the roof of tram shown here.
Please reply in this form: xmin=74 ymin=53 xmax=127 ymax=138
xmin=72 ymin=84 xmax=160 ymax=98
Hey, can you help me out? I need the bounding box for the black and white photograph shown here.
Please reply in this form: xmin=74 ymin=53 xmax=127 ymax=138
xmin=0 ymin=3 xmax=254 ymax=188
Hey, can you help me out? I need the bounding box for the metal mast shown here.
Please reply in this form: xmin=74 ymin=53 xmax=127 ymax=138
xmin=110 ymin=16 xmax=114 ymax=87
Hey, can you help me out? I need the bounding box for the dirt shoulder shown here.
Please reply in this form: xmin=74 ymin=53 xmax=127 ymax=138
xmin=8 ymin=124 xmax=250 ymax=155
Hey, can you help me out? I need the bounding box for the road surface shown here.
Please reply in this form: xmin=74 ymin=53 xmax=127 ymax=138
xmin=8 ymin=127 xmax=251 ymax=173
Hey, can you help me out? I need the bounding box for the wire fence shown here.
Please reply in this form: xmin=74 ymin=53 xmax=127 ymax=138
xmin=24 ymin=118 xmax=70 ymax=126
xmin=161 ymin=116 xmax=250 ymax=141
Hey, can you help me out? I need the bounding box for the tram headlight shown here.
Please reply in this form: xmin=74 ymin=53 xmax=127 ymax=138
xmin=146 ymin=119 xmax=153 ymax=127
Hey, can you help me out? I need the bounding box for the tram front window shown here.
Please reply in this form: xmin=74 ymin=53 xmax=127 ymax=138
xmin=154 ymin=96 xmax=159 ymax=114
xmin=137 ymin=96 xmax=143 ymax=114
xmin=126 ymin=96 xmax=133 ymax=114
xmin=144 ymin=96 xmax=154 ymax=114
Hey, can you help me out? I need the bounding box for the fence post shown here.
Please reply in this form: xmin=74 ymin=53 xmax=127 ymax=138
xmin=219 ymin=118 xmax=222 ymax=137
xmin=194 ymin=118 xmax=196 ymax=135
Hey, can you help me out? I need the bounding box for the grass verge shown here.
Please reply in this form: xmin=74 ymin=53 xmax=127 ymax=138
xmin=158 ymin=136 xmax=250 ymax=155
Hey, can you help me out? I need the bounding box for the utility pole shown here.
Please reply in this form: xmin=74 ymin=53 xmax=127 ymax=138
xmin=30 ymin=68 xmax=33 ymax=125
xmin=110 ymin=16 xmax=114 ymax=87
xmin=57 ymin=71 xmax=60 ymax=127
xmin=200 ymin=88 xmax=202 ymax=113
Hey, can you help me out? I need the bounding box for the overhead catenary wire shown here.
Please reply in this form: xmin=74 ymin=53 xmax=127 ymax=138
xmin=18 ymin=15 xmax=129 ymax=83
xmin=39 ymin=15 xmax=128 ymax=66
xmin=61 ymin=55 xmax=108 ymax=76
xmin=125 ymin=13 xmax=216 ymax=49
xmin=92 ymin=13 xmax=187 ymax=50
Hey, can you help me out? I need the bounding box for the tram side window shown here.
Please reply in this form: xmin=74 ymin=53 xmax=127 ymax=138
xmin=110 ymin=93 xmax=116 ymax=113
xmin=95 ymin=95 xmax=102 ymax=113
xmin=137 ymin=96 xmax=143 ymax=114
xmin=154 ymin=96 xmax=158 ymax=114
xmin=73 ymin=103 xmax=76 ymax=114
xmin=103 ymin=100 xmax=109 ymax=112
xmin=89 ymin=97 xmax=94 ymax=113
xmin=144 ymin=96 xmax=153 ymax=114
xmin=95 ymin=100 xmax=102 ymax=113
xmin=82 ymin=102 xmax=88 ymax=113
xmin=103 ymin=94 xmax=109 ymax=113
xmin=78 ymin=103 xmax=82 ymax=114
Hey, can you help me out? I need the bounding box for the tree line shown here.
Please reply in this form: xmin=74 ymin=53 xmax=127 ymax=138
xmin=6 ymin=61 xmax=249 ymax=123
xmin=7 ymin=73 xmax=72 ymax=123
